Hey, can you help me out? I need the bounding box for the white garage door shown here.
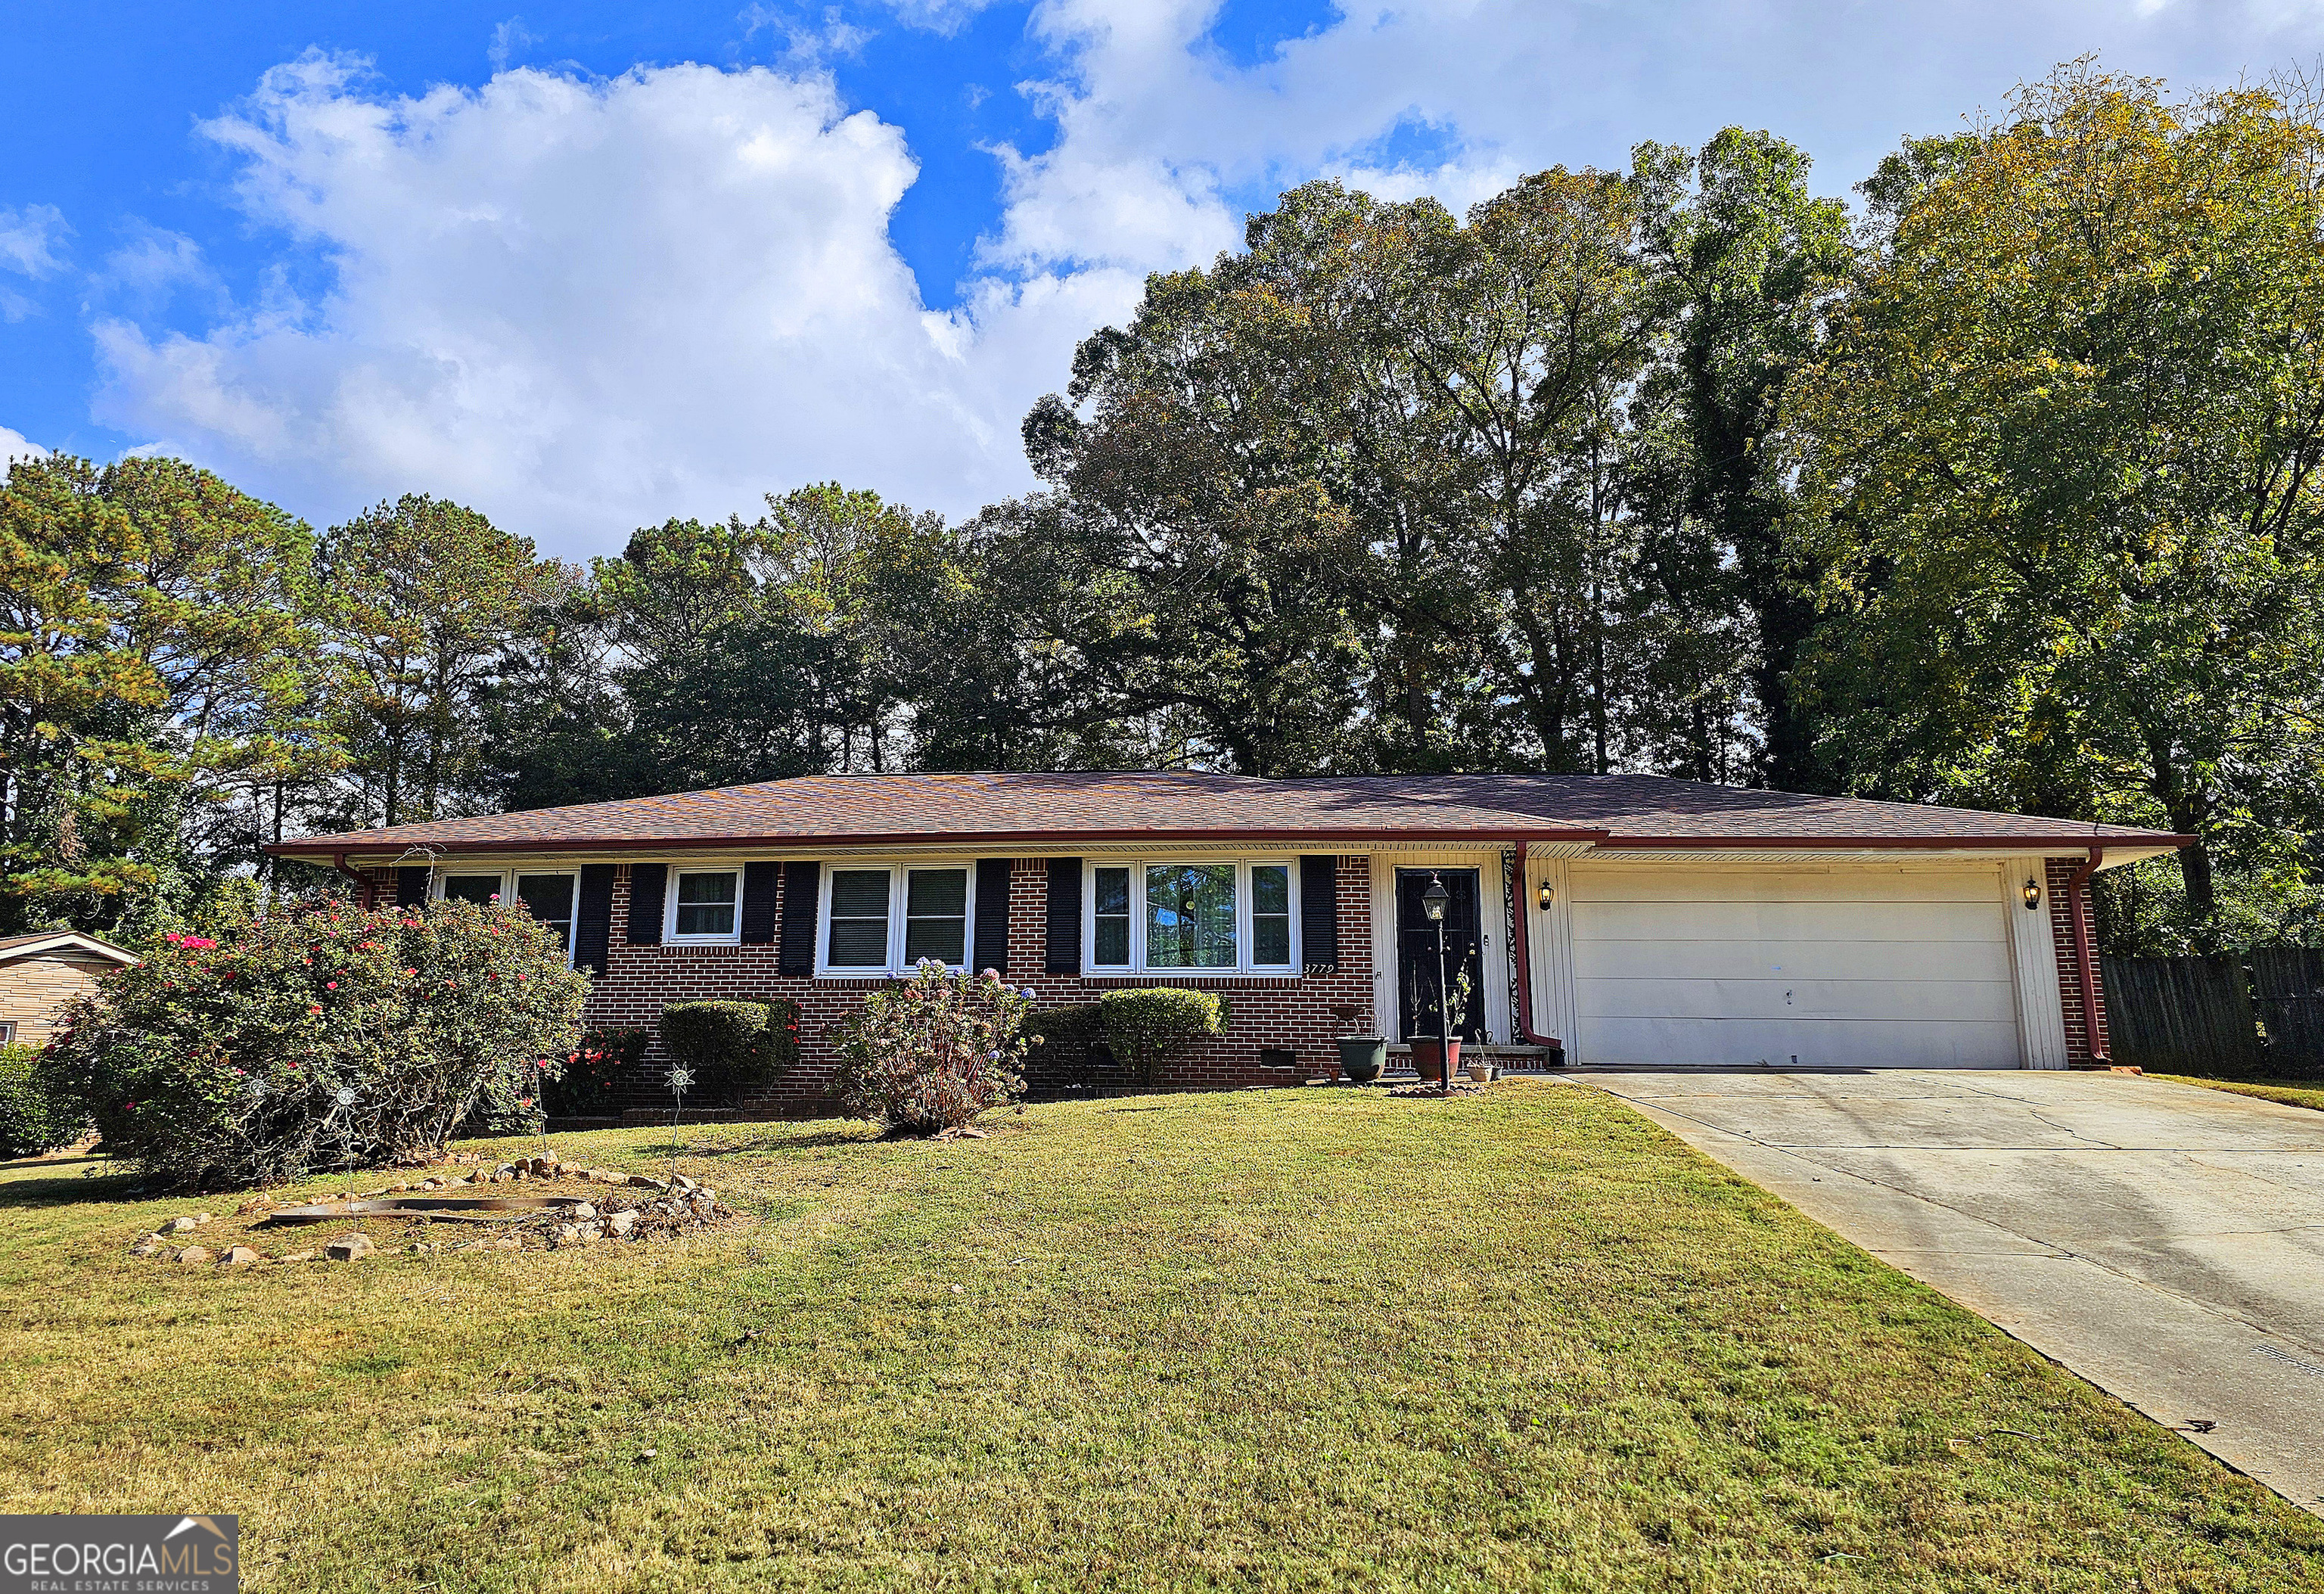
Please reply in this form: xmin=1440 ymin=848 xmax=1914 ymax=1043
xmin=1569 ymin=867 xmax=2021 ymax=1068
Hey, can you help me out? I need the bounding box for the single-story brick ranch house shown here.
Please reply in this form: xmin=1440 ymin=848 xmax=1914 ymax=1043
xmin=268 ymin=772 xmax=2186 ymax=1107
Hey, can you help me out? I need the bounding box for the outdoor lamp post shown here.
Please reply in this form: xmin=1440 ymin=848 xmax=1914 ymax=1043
xmin=1423 ymin=873 xmax=1450 ymax=1086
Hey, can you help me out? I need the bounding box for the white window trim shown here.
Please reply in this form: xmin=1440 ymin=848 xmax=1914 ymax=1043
xmin=663 ymin=866 xmax=744 ymax=946
xmin=435 ymin=867 xmax=582 ymax=965
xmin=1083 ymin=858 xmax=1299 ymax=977
xmin=815 ymin=862 xmax=978 ymax=977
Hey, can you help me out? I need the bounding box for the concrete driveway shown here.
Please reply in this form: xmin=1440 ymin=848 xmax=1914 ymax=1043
xmin=1569 ymin=1068 xmax=2324 ymax=1514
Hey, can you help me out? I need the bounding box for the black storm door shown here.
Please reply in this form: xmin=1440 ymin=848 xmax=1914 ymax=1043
xmin=1394 ymin=867 xmax=1486 ymax=1042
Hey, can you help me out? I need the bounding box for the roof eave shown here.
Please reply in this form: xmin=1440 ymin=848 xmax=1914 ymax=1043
xmin=269 ymin=826 xmax=2194 ymax=859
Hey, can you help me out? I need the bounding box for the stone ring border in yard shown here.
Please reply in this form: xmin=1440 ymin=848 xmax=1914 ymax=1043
xmin=124 ymin=1152 xmax=734 ymax=1266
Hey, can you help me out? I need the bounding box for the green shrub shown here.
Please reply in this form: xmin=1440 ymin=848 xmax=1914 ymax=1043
xmin=41 ymin=900 xmax=591 ymax=1190
xmin=658 ymin=1001 xmax=791 ymax=1104
xmin=1024 ymin=1002 xmax=1101 ymax=1049
xmin=0 ymin=1043 xmax=84 ymax=1161
xmin=836 ymin=962 xmax=1030 ymax=1134
xmin=543 ymin=1025 xmax=651 ymax=1115
xmin=1100 ymin=987 xmax=1228 ymax=1083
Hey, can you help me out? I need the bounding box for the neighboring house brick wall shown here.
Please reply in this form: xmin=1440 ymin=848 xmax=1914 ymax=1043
xmin=2046 ymin=856 xmax=2112 ymax=1066
xmin=0 ymin=952 xmax=123 ymax=1046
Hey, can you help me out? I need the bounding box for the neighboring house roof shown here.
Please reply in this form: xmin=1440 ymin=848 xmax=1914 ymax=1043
xmin=0 ymin=931 xmax=141 ymax=967
xmin=268 ymin=771 xmax=2189 ymax=858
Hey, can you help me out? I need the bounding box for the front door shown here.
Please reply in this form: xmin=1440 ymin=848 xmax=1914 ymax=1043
xmin=1395 ymin=867 xmax=1487 ymax=1042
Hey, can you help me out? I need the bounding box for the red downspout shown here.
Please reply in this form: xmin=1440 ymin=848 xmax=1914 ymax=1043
xmin=2065 ymin=844 xmax=2108 ymax=1065
xmin=331 ymin=850 xmax=373 ymax=910
xmin=1511 ymin=841 xmax=1564 ymax=1053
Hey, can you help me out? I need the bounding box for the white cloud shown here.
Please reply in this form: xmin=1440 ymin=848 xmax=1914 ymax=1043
xmin=0 ymin=204 xmax=70 ymax=278
xmin=92 ymin=54 xmax=1107 ymax=551
xmin=87 ymin=2 xmax=2324 ymax=554
xmin=94 ymin=225 xmax=221 ymax=312
xmin=0 ymin=424 xmax=49 ymax=464
xmin=2 ymin=203 xmax=72 ymax=322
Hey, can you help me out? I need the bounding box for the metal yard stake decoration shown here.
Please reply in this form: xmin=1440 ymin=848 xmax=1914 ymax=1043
xmin=334 ymin=1086 xmax=359 ymax=1203
xmin=666 ymin=1066 xmax=693 ymax=1181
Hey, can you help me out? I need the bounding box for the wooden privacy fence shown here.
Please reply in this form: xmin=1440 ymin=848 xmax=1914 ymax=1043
xmin=2251 ymin=948 xmax=2324 ymax=1074
xmin=2101 ymin=949 xmax=2324 ymax=1077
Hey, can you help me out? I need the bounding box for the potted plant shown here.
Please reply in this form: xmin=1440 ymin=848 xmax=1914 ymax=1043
xmin=1409 ymin=965 xmax=1474 ymax=1085
xmin=1330 ymin=1002 xmax=1386 ymax=1084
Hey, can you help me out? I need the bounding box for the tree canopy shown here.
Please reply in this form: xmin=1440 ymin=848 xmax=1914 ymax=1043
xmin=5 ymin=57 xmax=2319 ymax=955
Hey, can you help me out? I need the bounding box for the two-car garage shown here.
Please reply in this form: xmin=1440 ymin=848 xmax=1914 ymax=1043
xmin=1558 ymin=864 xmax=2040 ymax=1069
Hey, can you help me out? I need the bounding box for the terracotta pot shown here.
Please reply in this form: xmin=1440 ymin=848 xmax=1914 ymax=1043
xmin=1410 ymin=1036 xmax=1462 ymax=1084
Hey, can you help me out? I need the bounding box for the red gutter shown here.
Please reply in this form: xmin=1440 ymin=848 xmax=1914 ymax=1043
xmin=266 ymin=827 xmax=2192 ymax=862
xmin=1593 ymin=832 xmax=2195 ymax=850
xmin=1510 ymin=841 xmax=1563 ymax=1052
xmin=2065 ymin=844 xmax=2109 ymax=1065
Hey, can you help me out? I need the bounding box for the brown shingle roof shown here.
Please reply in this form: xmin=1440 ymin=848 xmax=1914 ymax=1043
xmin=269 ymin=772 xmax=2188 ymax=857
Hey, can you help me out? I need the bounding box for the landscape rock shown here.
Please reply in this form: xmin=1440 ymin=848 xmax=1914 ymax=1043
xmin=570 ymin=1201 xmax=597 ymax=1220
xmin=164 ymin=1213 xmax=211 ymax=1234
xmin=527 ymin=1154 xmax=560 ymax=1177
xmin=129 ymin=1233 xmax=167 ymax=1257
xmin=172 ymin=1244 xmax=213 ymax=1265
xmin=551 ymin=1223 xmax=589 ymax=1247
xmin=606 ymin=1210 xmax=637 ymax=1238
xmin=218 ymin=1246 xmax=263 ymax=1268
xmin=278 ymin=1250 xmax=316 ymax=1263
xmin=626 ymin=1174 xmax=667 ymax=1191
xmin=590 ymin=1168 xmax=628 ymax=1185
xmin=325 ymin=1232 xmax=375 ymax=1261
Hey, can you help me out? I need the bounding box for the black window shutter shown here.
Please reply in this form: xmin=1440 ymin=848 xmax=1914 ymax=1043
xmin=778 ymin=861 xmax=819 ymax=975
xmin=1045 ymin=857 xmax=1082 ymax=975
xmin=628 ymin=862 xmax=666 ymax=945
xmin=1300 ymin=855 xmax=1339 ymax=973
xmin=395 ymin=867 xmax=430 ymax=909
xmin=740 ymin=861 xmax=778 ymax=944
xmin=974 ymin=859 xmax=1012 ymax=973
xmin=574 ymin=864 xmax=616 ymax=974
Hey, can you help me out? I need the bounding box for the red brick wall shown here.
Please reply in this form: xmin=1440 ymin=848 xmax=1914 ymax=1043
xmin=365 ymin=857 xmax=1379 ymax=1115
xmin=2046 ymin=856 xmax=2111 ymax=1066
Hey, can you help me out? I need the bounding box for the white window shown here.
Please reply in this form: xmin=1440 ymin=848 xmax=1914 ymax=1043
xmin=0 ymin=1021 xmax=14 ymax=1046
xmin=666 ymin=868 xmax=741 ymax=943
xmin=435 ymin=868 xmax=579 ymax=962
xmin=1084 ymin=860 xmax=1297 ymax=976
xmin=818 ymin=864 xmax=974 ymax=975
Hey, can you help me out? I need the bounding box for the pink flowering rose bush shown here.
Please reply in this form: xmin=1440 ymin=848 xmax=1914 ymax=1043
xmin=44 ymin=896 xmax=589 ymax=1189
xmin=834 ymin=962 xmax=1030 ymax=1135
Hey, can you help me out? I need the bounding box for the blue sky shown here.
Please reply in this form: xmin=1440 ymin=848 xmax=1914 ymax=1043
xmin=8 ymin=0 xmax=2324 ymax=555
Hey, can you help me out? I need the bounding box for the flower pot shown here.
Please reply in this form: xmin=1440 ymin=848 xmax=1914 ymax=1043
xmin=1410 ymin=1036 xmax=1462 ymax=1084
xmin=1337 ymin=1035 xmax=1387 ymax=1083
xmin=1465 ymin=1060 xmax=1494 ymax=1085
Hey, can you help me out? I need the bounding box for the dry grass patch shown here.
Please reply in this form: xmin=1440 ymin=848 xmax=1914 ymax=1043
xmin=2 ymin=1082 xmax=2316 ymax=1591
xmin=2152 ymin=1074 xmax=2324 ymax=1115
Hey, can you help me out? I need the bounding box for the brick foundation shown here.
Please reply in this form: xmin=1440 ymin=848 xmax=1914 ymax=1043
xmin=2046 ymin=856 xmax=2111 ymax=1066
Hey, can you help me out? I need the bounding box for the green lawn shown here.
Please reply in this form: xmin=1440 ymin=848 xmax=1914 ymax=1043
xmin=2 ymin=1083 xmax=2316 ymax=1591
xmin=2153 ymin=1073 xmax=2324 ymax=1114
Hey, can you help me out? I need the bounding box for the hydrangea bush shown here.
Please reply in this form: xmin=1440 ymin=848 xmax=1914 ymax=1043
xmin=835 ymin=962 xmax=1030 ymax=1134
xmin=43 ymin=897 xmax=591 ymax=1189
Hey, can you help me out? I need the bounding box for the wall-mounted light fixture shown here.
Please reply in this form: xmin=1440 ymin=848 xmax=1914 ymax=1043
xmin=2023 ymin=877 xmax=2043 ymax=911
xmin=1537 ymin=880 xmax=1555 ymax=912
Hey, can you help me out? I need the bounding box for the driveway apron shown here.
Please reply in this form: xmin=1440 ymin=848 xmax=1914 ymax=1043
xmin=1567 ymin=1068 xmax=2324 ymax=1515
